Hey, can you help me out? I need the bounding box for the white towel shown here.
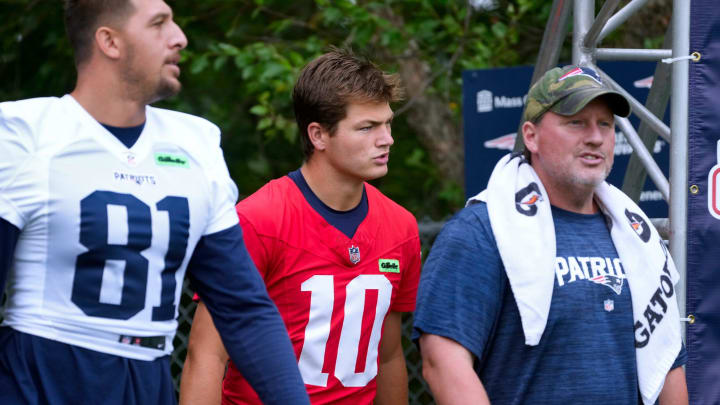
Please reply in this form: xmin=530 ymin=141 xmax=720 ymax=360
xmin=469 ymin=153 xmax=682 ymax=405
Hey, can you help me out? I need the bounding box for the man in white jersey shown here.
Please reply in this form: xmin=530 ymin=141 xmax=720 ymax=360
xmin=0 ymin=1 xmax=309 ymax=404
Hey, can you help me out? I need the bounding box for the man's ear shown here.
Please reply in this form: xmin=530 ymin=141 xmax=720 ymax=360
xmin=94 ymin=26 xmax=121 ymax=60
xmin=307 ymin=122 xmax=328 ymax=152
xmin=522 ymin=121 xmax=540 ymax=154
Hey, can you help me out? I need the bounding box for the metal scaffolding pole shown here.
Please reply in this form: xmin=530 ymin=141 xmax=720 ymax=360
xmin=572 ymin=0 xmax=595 ymax=65
xmin=596 ymin=68 xmax=672 ymax=142
xmin=513 ymin=0 xmax=572 ymax=152
xmin=583 ymin=0 xmax=621 ymax=49
xmin=622 ymin=23 xmax=673 ymax=206
xmin=596 ymin=48 xmax=672 ymax=61
xmin=669 ymin=0 xmax=691 ymax=332
xmin=529 ymin=0 xmax=573 ymax=86
xmin=616 ymin=117 xmax=670 ymax=200
xmin=597 ymin=0 xmax=651 ymax=43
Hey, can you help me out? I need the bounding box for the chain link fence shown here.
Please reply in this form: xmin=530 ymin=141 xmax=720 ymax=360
xmin=170 ymin=219 xmax=445 ymax=404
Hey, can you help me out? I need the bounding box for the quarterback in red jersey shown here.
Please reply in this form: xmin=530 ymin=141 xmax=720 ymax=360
xmin=180 ymin=49 xmax=421 ymax=405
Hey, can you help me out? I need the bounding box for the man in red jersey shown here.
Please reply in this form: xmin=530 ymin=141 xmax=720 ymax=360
xmin=180 ymin=49 xmax=421 ymax=405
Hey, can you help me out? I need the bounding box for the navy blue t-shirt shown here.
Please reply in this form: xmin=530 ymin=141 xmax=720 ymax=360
xmin=413 ymin=202 xmax=686 ymax=404
xmin=288 ymin=169 xmax=368 ymax=238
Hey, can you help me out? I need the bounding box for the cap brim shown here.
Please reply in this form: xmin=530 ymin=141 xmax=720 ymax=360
xmin=550 ymin=87 xmax=631 ymax=118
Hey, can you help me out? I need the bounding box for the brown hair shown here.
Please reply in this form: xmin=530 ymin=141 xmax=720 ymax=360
xmin=64 ymin=0 xmax=135 ymax=66
xmin=292 ymin=48 xmax=404 ymax=159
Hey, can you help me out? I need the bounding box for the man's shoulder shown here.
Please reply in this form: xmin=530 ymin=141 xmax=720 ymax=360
xmin=435 ymin=201 xmax=496 ymax=247
xmin=452 ymin=200 xmax=491 ymax=226
xmin=0 ymin=97 xmax=64 ymax=129
xmin=236 ymin=176 xmax=297 ymax=230
xmin=238 ymin=176 xmax=294 ymax=208
xmin=0 ymin=97 xmax=69 ymax=150
xmin=365 ymin=182 xmax=418 ymax=230
xmin=0 ymin=96 xmax=61 ymax=114
xmin=145 ymin=107 xmax=225 ymax=172
xmin=146 ymin=106 xmax=220 ymax=140
xmin=147 ymin=105 xmax=216 ymax=123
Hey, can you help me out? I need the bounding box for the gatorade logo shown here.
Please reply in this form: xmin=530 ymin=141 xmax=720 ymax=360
xmin=625 ymin=209 xmax=651 ymax=243
xmin=379 ymin=259 xmax=400 ymax=273
xmin=515 ymin=182 xmax=543 ymax=216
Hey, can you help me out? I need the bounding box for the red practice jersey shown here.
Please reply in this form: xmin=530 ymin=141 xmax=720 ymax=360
xmin=221 ymin=176 xmax=421 ymax=405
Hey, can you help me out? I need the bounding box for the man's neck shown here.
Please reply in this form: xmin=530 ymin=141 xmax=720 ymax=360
xmin=545 ymin=185 xmax=599 ymax=214
xmin=530 ymin=162 xmax=600 ymax=214
xmin=70 ymin=67 xmax=146 ymax=127
xmin=300 ymin=160 xmax=365 ymax=212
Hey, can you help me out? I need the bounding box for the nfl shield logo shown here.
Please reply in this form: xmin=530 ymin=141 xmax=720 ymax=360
xmin=126 ymin=152 xmax=137 ymax=166
xmin=604 ymin=299 xmax=615 ymax=312
xmin=348 ymin=245 xmax=361 ymax=264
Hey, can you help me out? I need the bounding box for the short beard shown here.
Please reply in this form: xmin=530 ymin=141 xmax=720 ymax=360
xmin=567 ymin=164 xmax=612 ymax=190
xmin=147 ymin=78 xmax=181 ymax=104
xmin=121 ymin=45 xmax=181 ymax=105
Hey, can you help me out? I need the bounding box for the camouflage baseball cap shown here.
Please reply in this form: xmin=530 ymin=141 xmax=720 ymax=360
xmin=523 ymin=65 xmax=631 ymax=123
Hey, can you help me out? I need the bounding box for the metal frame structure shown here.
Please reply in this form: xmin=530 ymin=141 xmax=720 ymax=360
xmin=515 ymin=0 xmax=691 ymax=332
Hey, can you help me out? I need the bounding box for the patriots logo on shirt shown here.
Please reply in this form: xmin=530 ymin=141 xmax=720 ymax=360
xmin=558 ymin=66 xmax=602 ymax=84
xmin=348 ymin=245 xmax=361 ymax=264
xmin=590 ymin=274 xmax=624 ymax=295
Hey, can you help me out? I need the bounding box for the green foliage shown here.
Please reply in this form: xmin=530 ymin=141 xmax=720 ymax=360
xmin=0 ymin=1 xmax=75 ymax=99
xmin=0 ymin=0 xmax=562 ymax=219
xmin=643 ymin=36 xmax=665 ymax=50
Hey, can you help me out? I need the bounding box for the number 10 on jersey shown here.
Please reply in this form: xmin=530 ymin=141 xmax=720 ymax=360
xmin=298 ymin=274 xmax=393 ymax=387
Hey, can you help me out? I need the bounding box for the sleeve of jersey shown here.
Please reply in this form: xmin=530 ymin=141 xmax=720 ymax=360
xmin=0 ymin=106 xmax=38 ymax=229
xmin=187 ymin=225 xmax=309 ymax=405
xmin=0 ymin=218 xmax=20 ymax=299
xmin=390 ymin=232 xmax=422 ymax=313
xmin=411 ymin=204 xmax=505 ymax=361
xmin=203 ymin=135 xmax=241 ymax=235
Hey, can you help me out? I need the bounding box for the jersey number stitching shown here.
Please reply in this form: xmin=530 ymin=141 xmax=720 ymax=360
xmin=71 ymin=191 xmax=189 ymax=321
xmin=298 ymin=274 xmax=392 ymax=387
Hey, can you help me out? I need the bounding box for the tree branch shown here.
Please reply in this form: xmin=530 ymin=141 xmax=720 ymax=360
xmin=393 ymin=1 xmax=472 ymax=116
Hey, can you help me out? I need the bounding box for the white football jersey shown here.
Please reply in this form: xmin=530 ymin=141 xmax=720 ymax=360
xmin=0 ymin=95 xmax=239 ymax=360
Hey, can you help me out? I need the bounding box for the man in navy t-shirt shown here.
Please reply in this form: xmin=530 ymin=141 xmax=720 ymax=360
xmin=413 ymin=66 xmax=688 ymax=405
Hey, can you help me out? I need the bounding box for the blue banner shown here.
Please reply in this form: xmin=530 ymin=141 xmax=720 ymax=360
xmin=687 ymin=0 xmax=720 ymax=402
xmin=463 ymin=62 xmax=669 ymax=218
